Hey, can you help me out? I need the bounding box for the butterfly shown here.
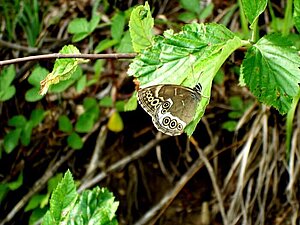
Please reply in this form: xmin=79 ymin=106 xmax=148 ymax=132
xmin=137 ymin=84 xmax=202 ymax=136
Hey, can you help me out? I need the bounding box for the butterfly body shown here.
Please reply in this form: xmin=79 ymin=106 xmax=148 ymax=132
xmin=137 ymin=84 xmax=202 ymax=136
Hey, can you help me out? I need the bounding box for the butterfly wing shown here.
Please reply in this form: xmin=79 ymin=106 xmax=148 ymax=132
xmin=138 ymin=84 xmax=201 ymax=136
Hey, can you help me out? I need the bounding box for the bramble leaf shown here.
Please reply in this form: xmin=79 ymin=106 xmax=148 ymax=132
xmin=129 ymin=2 xmax=154 ymax=52
xmin=240 ymin=33 xmax=300 ymax=114
xmin=128 ymin=23 xmax=243 ymax=135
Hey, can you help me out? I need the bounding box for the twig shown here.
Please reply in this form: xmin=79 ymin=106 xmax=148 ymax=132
xmin=78 ymin=135 xmax=169 ymax=193
xmin=133 ymin=138 xmax=216 ymax=225
xmin=0 ymin=53 xmax=137 ymax=66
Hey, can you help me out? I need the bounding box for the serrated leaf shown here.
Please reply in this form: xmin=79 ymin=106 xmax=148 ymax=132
xmin=0 ymin=184 xmax=9 ymax=204
xmin=69 ymin=187 xmax=118 ymax=224
xmin=58 ymin=115 xmax=73 ymax=133
xmin=115 ymin=101 xmax=125 ymax=112
xmin=128 ymin=23 xmax=243 ymax=135
xmin=30 ymin=109 xmax=46 ymax=127
xmin=4 ymin=128 xmax=21 ymax=153
xmin=240 ymin=33 xmax=300 ymax=114
xmin=107 ymin=111 xmax=124 ymax=132
xmin=111 ymin=11 xmax=126 ymax=41
xmin=41 ymin=170 xmax=77 ymax=225
xmin=39 ymin=45 xmax=88 ymax=95
xmin=8 ymin=115 xmax=27 ymax=128
xmin=67 ymin=132 xmax=83 ymax=150
xmin=241 ymin=0 xmax=267 ymax=27
xmin=129 ymin=2 xmax=154 ymax=52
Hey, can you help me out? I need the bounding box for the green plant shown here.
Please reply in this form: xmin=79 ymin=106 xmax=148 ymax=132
xmin=222 ymin=96 xmax=253 ymax=132
xmin=178 ymin=0 xmax=214 ymax=22
xmin=3 ymin=109 xmax=46 ymax=153
xmin=41 ymin=170 xmax=118 ymax=225
xmin=17 ymin=0 xmax=42 ymax=47
xmin=0 ymin=65 xmax=16 ymax=102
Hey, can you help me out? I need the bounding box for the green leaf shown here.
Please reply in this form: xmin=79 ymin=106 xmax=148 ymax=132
xmin=294 ymin=0 xmax=300 ymax=33
xmin=0 ymin=65 xmax=16 ymax=101
xmin=199 ymin=3 xmax=214 ymax=20
xmin=94 ymin=39 xmax=119 ymax=53
xmin=20 ymin=121 xmax=33 ymax=146
xmin=129 ymin=2 xmax=154 ymax=52
xmin=67 ymin=132 xmax=83 ymax=150
xmin=67 ymin=18 xmax=89 ymax=34
xmin=41 ymin=170 xmax=77 ymax=225
xmin=179 ymin=0 xmax=201 ymax=14
xmin=47 ymin=173 xmax=63 ymax=194
xmin=116 ymin=31 xmax=134 ymax=53
xmin=4 ymin=128 xmax=21 ymax=153
xmin=28 ymin=66 xmax=49 ymax=86
xmin=229 ymin=96 xmax=244 ymax=111
xmin=115 ymin=101 xmax=125 ymax=112
xmin=8 ymin=115 xmax=27 ymax=128
xmin=25 ymin=194 xmax=47 ymax=211
xmin=222 ymin=120 xmax=237 ymax=132
xmin=107 ymin=111 xmax=124 ymax=132
xmin=241 ymin=0 xmax=267 ymax=26
xmin=25 ymin=87 xmax=44 ymax=102
xmin=99 ymin=96 xmax=113 ymax=107
xmin=128 ymin=23 xmax=243 ymax=135
xmin=178 ymin=12 xmax=197 ymax=22
xmin=50 ymin=66 xmax=82 ymax=93
xmin=30 ymin=109 xmax=46 ymax=127
xmin=7 ymin=171 xmax=23 ymax=190
xmin=111 ymin=11 xmax=126 ymax=41
xmin=69 ymin=187 xmax=118 ymax=225
xmin=42 ymin=171 xmax=118 ymax=225
xmin=124 ymin=93 xmax=138 ymax=111
xmin=40 ymin=45 xmax=87 ymax=95
xmin=75 ymin=112 xmax=96 ymax=133
xmin=76 ymin=75 xmax=87 ymax=93
xmin=88 ymin=14 xmax=101 ymax=32
xmin=0 ymin=184 xmax=9 ymax=204
xmin=83 ymin=97 xmax=98 ymax=110
xmin=240 ymin=33 xmax=300 ymax=114
xmin=28 ymin=208 xmax=48 ymax=225
xmin=58 ymin=115 xmax=73 ymax=133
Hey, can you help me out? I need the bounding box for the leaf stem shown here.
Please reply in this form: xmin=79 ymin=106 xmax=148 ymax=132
xmin=283 ymin=0 xmax=293 ymax=36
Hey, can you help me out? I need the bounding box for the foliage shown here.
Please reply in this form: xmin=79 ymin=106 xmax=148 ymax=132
xmin=0 ymin=65 xmax=16 ymax=102
xmin=41 ymin=170 xmax=118 ymax=225
xmin=3 ymin=109 xmax=46 ymax=153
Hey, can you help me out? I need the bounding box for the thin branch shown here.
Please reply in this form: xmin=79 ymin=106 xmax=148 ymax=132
xmin=0 ymin=53 xmax=137 ymax=66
